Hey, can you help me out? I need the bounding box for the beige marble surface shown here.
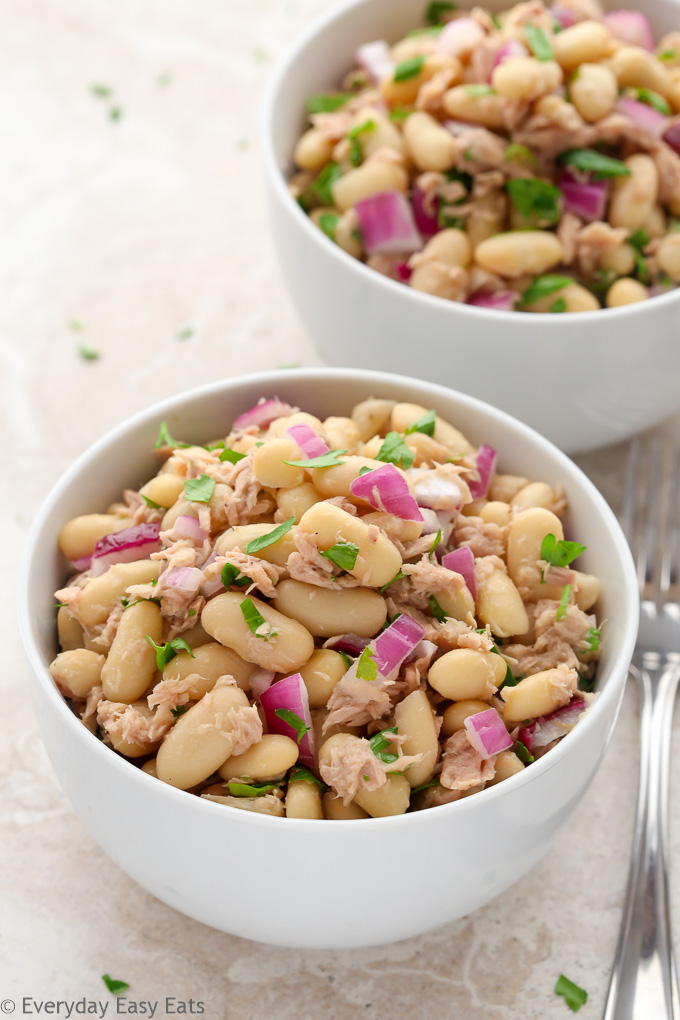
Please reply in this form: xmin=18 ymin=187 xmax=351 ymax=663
xmin=3 ymin=0 xmax=680 ymax=1016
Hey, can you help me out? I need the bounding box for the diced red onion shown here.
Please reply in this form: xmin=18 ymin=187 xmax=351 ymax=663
xmin=437 ymin=17 xmax=485 ymax=58
xmin=443 ymin=118 xmax=483 ymax=135
xmin=71 ymin=554 xmax=92 ymax=572
xmin=464 ymin=709 xmax=513 ymax=758
xmin=519 ymin=698 xmax=587 ymax=752
xmin=349 ymin=463 xmax=423 ymax=521
xmin=259 ymin=673 xmax=315 ymax=766
xmin=617 ymin=96 xmax=668 ymax=137
xmin=604 ymin=10 xmax=654 ymax=50
xmin=373 ymin=614 xmax=425 ymax=677
xmin=662 ymin=119 xmax=680 ymax=155
xmin=160 ymin=565 xmax=204 ymax=594
xmin=491 ymin=39 xmax=528 ymax=74
xmin=442 ymin=547 xmax=477 ymax=600
xmin=356 ymin=40 xmax=394 ymax=83
xmin=395 ymin=261 xmax=413 ymax=283
xmin=286 ymin=423 xmax=329 ymax=459
xmin=550 ymin=3 xmax=577 ymax=28
xmin=558 ymin=167 xmax=608 ymax=222
xmin=467 ymin=443 xmax=497 ymax=501
xmin=90 ymin=523 xmax=161 ymax=578
xmin=249 ymin=668 xmax=275 ymax=700
xmin=233 ymin=398 xmax=296 ymax=431
xmin=419 ymin=508 xmax=442 ymax=534
xmin=174 ymin=514 xmax=209 ymax=544
xmin=411 ymin=468 xmax=465 ymax=514
xmin=323 ymin=633 xmax=371 ymax=657
xmin=468 ymin=290 xmax=518 ymax=311
xmin=406 ymin=638 xmax=438 ymax=664
xmin=355 ymin=191 xmax=422 ymax=255
xmin=411 ymin=186 xmax=440 ymax=239
xmin=200 ymin=551 xmax=224 ymax=599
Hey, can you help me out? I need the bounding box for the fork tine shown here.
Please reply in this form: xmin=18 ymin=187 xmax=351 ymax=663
xmin=620 ymin=438 xmax=641 ymax=549
xmin=659 ymin=443 xmax=680 ymax=607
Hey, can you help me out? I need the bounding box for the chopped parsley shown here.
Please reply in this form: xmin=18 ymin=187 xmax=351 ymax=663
xmin=405 ymin=408 xmax=436 ymax=436
xmin=219 ymin=447 xmax=246 ymax=463
xmin=379 ymin=569 xmax=407 ymax=593
xmin=274 ymin=708 xmax=310 ymax=744
xmin=369 ymin=726 xmax=399 ymax=764
xmin=347 ymin=119 xmax=376 ymax=166
xmin=376 ymin=431 xmax=415 ymax=469
xmin=505 ymin=143 xmax=538 ymax=166
xmin=554 ymin=974 xmax=588 ymax=1012
xmin=407 ymin=25 xmax=444 ymax=37
xmin=660 ymin=49 xmax=677 ymax=62
xmin=559 ymin=148 xmax=631 ymax=179
xmin=309 ymin=161 xmax=343 ymax=207
xmin=246 ymin=517 xmax=294 ymax=553
xmin=145 ymin=636 xmax=195 ymax=670
xmin=289 ymin=765 xmax=328 ymax=789
xmin=465 ymin=83 xmax=494 ymax=98
xmin=429 ymin=529 xmax=442 ymax=555
xmin=626 ymin=86 xmax=672 ymax=116
xmin=519 ymin=274 xmax=573 ymax=306
xmin=525 ymin=23 xmax=553 ymax=60
xmin=140 ymin=493 xmax=162 ymax=509
xmin=356 ymin=645 xmax=378 ymax=681
xmin=184 ymin=474 xmax=216 ymax=503
xmin=515 ymin=740 xmax=534 ymax=764
xmin=306 ymin=92 xmax=353 ymax=113
xmin=240 ymin=597 xmax=277 ymax=640
xmin=77 ymin=344 xmax=100 ymax=361
xmin=319 ymin=211 xmax=340 ymax=240
xmin=388 ymin=106 xmax=414 ymax=122
xmin=428 ymin=594 xmax=448 ymax=623
xmin=101 ymin=975 xmax=129 ymax=996
xmin=154 ymin=420 xmax=191 ymax=449
xmin=556 ymin=584 xmax=572 ymax=621
xmin=410 ymin=777 xmax=440 ymax=795
xmin=170 ymin=705 xmax=187 ymax=718
xmin=283 ymin=448 xmax=347 ymax=468
xmin=358 ymin=465 xmax=373 ymax=475
xmin=228 ymin=780 xmax=279 ymax=797
xmin=540 ymin=533 xmax=586 ymax=575
xmin=221 ymin=562 xmax=252 ymax=589
xmin=320 ymin=540 xmax=359 ymax=572
xmin=339 ymin=650 xmax=353 ymax=669
xmin=550 ymin=297 xmax=567 ymax=313
xmin=506 ymin=178 xmax=562 ymax=225
xmin=583 ymin=625 xmax=601 ymax=653
xmin=629 ymin=227 xmax=650 ymax=284
xmin=394 ymin=55 xmax=425 ymax=82
xmin=438 ymin=208 xmax=465 ymax=230
xmin=426 ymin=0 xmax=457 ymax=25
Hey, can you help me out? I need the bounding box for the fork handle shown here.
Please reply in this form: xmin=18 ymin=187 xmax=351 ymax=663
xmin=603 ymin=663 xmax=680 ymax=1020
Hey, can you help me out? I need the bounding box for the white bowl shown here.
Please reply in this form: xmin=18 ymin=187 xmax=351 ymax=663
xmin=261 ymin=0 xmax=680 ymax=454
xmin=18 ymin=368 xmax=638 ymax=948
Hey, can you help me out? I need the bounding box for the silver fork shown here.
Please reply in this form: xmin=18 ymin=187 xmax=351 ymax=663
xmin=604 ymin=438 xmax=680 ymax=1020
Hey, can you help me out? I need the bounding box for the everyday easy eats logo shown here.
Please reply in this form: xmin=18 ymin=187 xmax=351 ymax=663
xmin=2 ymin=1001 xmax=205 ymax=1017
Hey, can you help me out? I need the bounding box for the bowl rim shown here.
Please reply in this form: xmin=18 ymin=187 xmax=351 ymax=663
xmin=260 ymin=0 xmax=680 ymax=324
xmin=18 ymin=366 xmax=639 ymax=832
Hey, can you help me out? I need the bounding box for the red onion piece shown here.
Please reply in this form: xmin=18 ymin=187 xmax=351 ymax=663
xmin=468 ymin=289 xmax=518 ymax=311
xmin=323 ymin=633 xmax=371 ymax=657
xmin=442 ymin=547 xmax=477 ymax=600
xmin=249 ymin=668 xmax=275 ymax=700
xmin=90 ymin=523 xmax=161 ymax=578
xmin=550 ymin=3 xmax=577 ymax=28
xmin=349 ymin=463 xmax=423 ymax=521
xmin=355 ymin=190 xmax=422 ymax=255
xmin=467 ymin=443 xmax=497 ymax=501
xmin=356 ymin=40 xmax=394 ymax=83
xmin=406 ymin=638 xmax=438 ymax=665
xmin=411 ymin=468 xmax=466 ymax=514
xmin=259 ymin=673 xmax=315 ymax=766
xmin=411 ymin=186 xmax=440 ymax=239
xmin=604 ymin=10 xmax=654 ymax=50
xmin=558 ymin=167 xmax=608 ymax=222
xmin=617 ymin=96 xmax=668 ymax=137
xmin=233 ymin=398 xmax=296 ymax=431
xmin=200 ymin=551 xmax=224 ymax=599
xmin=465 ymin=709 xmax=513 ymax=758
xmin=286 ymin=423 xmax=329 ymax=459
xmin=519 ymin=698 xmax=587 ymax=752
xmin=662 ymin=119 xmax=680 ymax=154
xmin=443 ymin=118 xmax=483 ymax=135
xmin=71 ymin=554 xmax=92 ymax=572
xmin=160 ymin=565 xmax=204 ymax=594
xmin=395 ymin=261 xmax=413 ymax=283
xmin=437 ymin=17 xmax=485 ymax=58
xmin=491 ymin=39 xmax=528 ymax=74
xmin=174 ymin=514 xmax=209 ymax=544
xmin=373 ymin=614 xmax=425 ymax=677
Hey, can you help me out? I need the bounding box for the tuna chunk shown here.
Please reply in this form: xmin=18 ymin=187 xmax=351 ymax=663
xmin=324 ymin=674 xmax=394 ymax=731
xmin=502 ymin=600 xmax=596 ymax=675
xmin=287 ymin=529 xmax=363 ymax=588
xmin=440 ymin=729 xmax=496 ymax=790
xmin=454 ymin=515 xmax=505 ymax=558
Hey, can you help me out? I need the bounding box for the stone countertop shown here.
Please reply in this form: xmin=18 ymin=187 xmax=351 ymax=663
xmin=2 ymin=1 xmax=680 ymax=1016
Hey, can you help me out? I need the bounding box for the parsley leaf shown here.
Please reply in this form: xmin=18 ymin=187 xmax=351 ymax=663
xmin=506 ymin=178 xmax=562 ymax=224
xmin=228 ymin=780 xmax=279 ymax=797
xmin=347 ymin=119 xmax=376 ymax=166
xmin=388 ymin=106 xmax=414 ymax=122
xmin=369 ymin=726 xmax=399 ymax=764
xmin=289 ymin=765 xmax=328 ymax=789
xmin=410 ymin=777 xmax=441 ymax=795
xmin=184 ymin=474 xmax=215 ymax=503
xmin=560 ymin=148 xmax=631 ymax=179
xmin=219 ymin=447 xmax=246 ymax=463
xmin=429 ymin=529 xmax=442 ymax=554
xmin=556 ymin=583 xmax=572 ymax=621
xmin=154 ymin=421 xmax=191 ymax=449
xmin=428 ymin=594 xmax=448 ymax=623
xmin=348 ymin=118 xmax=376 ymax=140
xmin=379 ymin=569 xmax=407 ymax=593
xmin=221 ymin=562 xmax=251 ymax=589
xmin=275 ymin=708 xmax=311 ymax=744
xmin=319 ymin=212 xmax=340 ymax=240
xmin=339 ymin=650 xmax=353 ymax=669
xmin=583 ymin=625 xmax=601 ymax=653
xmin=520 ymin=274 xmax=573 ymax=306
xmin=77 ymin=344 xmax=100 ymax=361
xmin=283 ymin=448 xmax=347 ymax=468
xmin=540 ymin=533 xmax=587 ymax=572
xmin=320 ymin=540 xmax=359 ymax=572
xmin=356 ymin=645 xmax=378 ymax=681
xmin=525 ymin=23 xmax=553 ymax=60
xmin=554 ymin=974 xmax=588 ymax=1012
xmin=550 ymin=297 xmax=567 ymax=313
xmin=405 ymin=408 xmax=436 ymax=436
xmin=170 ymin=705 xmax=187 ymax=718
xmin=505 ymin=143 xmax=538 ymax=166
xmin=240 ymin=597 xmax=277 ymax=640
xmin=394 ymin=55 xmax=425 ymax=81
xmin=246 ymin=517 xmax=295 ymax=554
xmin=376 ymin=431 xmax=415 ymax=469
xmin=306 ymin=92 xmax=353 ymax=113
xmin=629 ymin=227 xmax=650 ymax=284
xmin=426 ymin=0 xmax=457 ymax=25
xmin=102 ymin=975 xmax=129 ymax=996
xmin=465 ymin=83 xmax=494 ymax=97
xmin=660 ymin=49 xmax=677 ymax=62
xmin=145 ymin=636 xmax=195 ymax=670
xmin=515 ymin=740 xmax=534 ymax=764
xmin=627 ymin=86 xmax=672 ymax=115
xmin=309 ymin=162 xmax=343 ymax=206
xmin=140 ymin=493 xmax=162 ymax=510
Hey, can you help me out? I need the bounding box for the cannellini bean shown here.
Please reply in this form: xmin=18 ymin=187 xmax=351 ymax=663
xmin=294 ymin=128 xmax=335 ymax=171
xmin=353 ymin=108 xmax=407 ymax=160
xmin=441 ymin=699 xmax=493 ymax=737
xmin=414 ymin=228 xmax=471 ymax=268
xmin=410 ymin=260 xmax=468 ymax=301
xmin=323 ymin=792 xmax=370 ymax=819
xmin=403 ymin=111 xmax=456 ymax=171
xmin=49 ymin=648 xmax=106 ymax=699
xmin=466 ymin=190 xmax=507 ymax=250
xmin=475 ymin=231 xmax=564 ymax=278
xmin=488 ymin=748 xmax=525 ymax=784
xmin=156 ymin=684 xmax=250 ymax=788
xmin=297 ymin=500 xmax=402 ymax=587
xmin=438 ymin=585 xmax=476 ymax=622
xmin=606 ymin=278 xmax=649 ymax=307
xmin=57 ymin=606 xmax=84 ymax=651
xmin=215 ymin=523 xmax=297 ymax=567
xmin=492 ymin=57 xmax=562 ymax=101
xmin=381 ymin=53 xmax=462 ymax=106
xmin=502 ymin=668 xmax=575 ymax=722
xmin=179 ymin=621 xmax=213 ymax=649
xmin=361 ymin=510 xmax=423 ymax=544
xmin=428 ymin=648 xmax=507 ymax=700
xmin=569 ymin=62 xmax=618 ymax=121
xmin=362 ymin=436 xmax=383 ymax=459
xmin=507 ymin=507 xmax=564 ymax=591
xmin=107 ymin=701 xmax=162 ymax=758
xmin=323 ymin=416 xmax=361 ymax=453
xmin=442 ymin=85 xmax=507 ymax=129
xmin=643 ymin=205 xmax=667 ymax=239
xmin=78 ymin=559 xmax=161 ymax=629
xmin=202 ymin=592 xmax=315 ymax=673
xmin=609 ymin=154 xmax=659 ymax=231
xmin=163 ymin=642 xmax=255 ymax=694
xmin=335 ymin=208 xmax=364 ymax=258
xmin=286 ymin=780 xmax=324 ymax=819
xmin=252 ymin=438 xmax=305 ymax=489
xmin=390 ymin=402 xmax=474 ymax=454
xmin=332 ymin=155 xmax=407 ymax=212
xmin=219 ymin=734 xmax=299 ymax=781
xmin=351 ymin=397 xmax=396 ymax=442
xmin=355 ymin=773 xmax=411 ymax=817
xmin=480 ymin=501 xmax=511 ymax=527
xmin=299 ymin=648 xmax=348 ymax=708
xmin=267 ymin=412 xmax=324 ymax=439
xmin=656 ymin=234 xmax=680 ymax=281
xmin=552 ymin=21 xmax=612 ymax=69
xmin=489 ymin=474 xmax=530 ymax=502
xmin=311 ymin=455 xmax=399 ymax=499
xmin=511 ymin=482 xmax=559 ymax=511
xmin=161 ymin=498 xmax=199 ymax=531
xmin=101 ymin=600 xmax=163 ymax=702
xmin=405 ymin=431 xmax=454 ymax=467
xmin=58 ymin=514 xmax=132 ymax=562
xmin=598 ymin=242 xmax=636 ymax=276
xmin=273 ymin=579 xmax=387 ymax=638
xmin=142 ymin=758 xmax=157 ymax=778
xmin=394 ymin=690 xmax=439 ymax=787
xmin=524 ymin=282 xmax=600 ymax=313
xmin=139 ymin=472 xmax=185 ymax=509
xmin=477 ymin=563 xmax=530 ymax=637
xmin=668 ymin=69 xmax=680 ymax=113
xmin=275 ymin=482 xmax=319 ymax=524
xmin=609 ymin=46 xmax=671 ymax=98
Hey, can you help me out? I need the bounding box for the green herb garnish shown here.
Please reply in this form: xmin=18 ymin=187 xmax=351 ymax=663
xmin=465 ymin=83 xmax=494 ymax=98
xmin=145 ymin=636 xmax=195 ymax=670
xmin=520 ymin=274 xmax=573 ymax=306
xmin=660 ymin=49 xmax=677 ymax=62
xmin=102 ymin=975 xmax=129 ymax=996
xmin=170 ymin=705 xmax=187 ymax=718
xmin=540 ymin=533 xmax=586 ymax=575
xmin=379 ymin=569 xmax=407 ymax=593
xmin=583 ymin=625 xmax=601 ymax=653
xmin=525 ymin=23 xmax=553 ymax=60
xmin=550 ymin=297 xmax=567 ymax=313
xmin=319 ymin=212 xmax=340 ymax=240
xmin=289 ymin=765 xmax=328 ymax=789
xmin=348 ymin=119 xmax=376 ymax=166
xmin=405 ymin=408 xmax=436 ymax=436
xmin=221 ymin=562 xmax=252 ymax=589
xmin=320 ymin=540 xmax=359 ymax=572
xmin=388 ymin=106 xmax=414 ymax=122
xmin=283 ymin=448 xmax=347 ymax=468
xmin=505 ymin=143 xmax=538 ymax=166
xmin=627 ymin=87 xmax=672 ymax=115
xmin=556 ymin=584 xmax=572 ymax=621
xmin=426 ymin=0 xmax=457 ymax=25
xmin=275 ymin=708 xmax=311 ymax=744
xmin=219 ymin=447 xmax=246 ymax=464
xmin=515 ymin=740 xmax=534 ymax=764
xmin=306 ymin=92 xmax=353 ymax=113
xmin=629 ymin=227 xmax=650 ymax=284
xmin=356 ymin=645 xmax=378 ymax=681
xmin=339 ymin=650 xmax=353 ymax=669
xmin=554 ymin=974 xmax=588 ymax=1012
xmin=184 ymin=474 xmax=216 ymax=503
xmin=429 ymin=529 xmax=442 ymax=554
xmin=140 ymin=494 xmax=162 ymax=510
xmin=410 ymin=777 xmax=441 ymax=795
xmin=506 ymin=178 xmax=562 ymax=224
xmin=228 ymin=780 xmax=279 ymax=797
xmin=407 ymin=24 xmax=444 ymax=37
xmin=246 ymin=517 xmax=295 ymax=554
xmin=428 ymin=594 xmax=448 ymax=623
xmin=240 ymin=597 xmax=277 ymax=640
xmin=154 ymin=421 xmax=191 ymax=449
xmin=394 ymin=55 xmax=425 ymax=82
xmin=77 ymin=345 xmax=100 ymax=361
xmin=376 ymin=431 xmax=415 ymax=470
xmin=560 ymin=148 xmax=631 ymax=179
xmin=369 ymin=726 xmax=399 ymax=764
xmin=309 ymin=161 xmax=343 ymax=207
